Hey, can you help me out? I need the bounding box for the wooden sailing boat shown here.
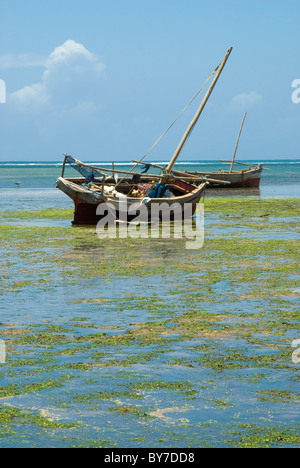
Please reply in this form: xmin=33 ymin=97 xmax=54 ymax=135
xmin=133 ymin=112 xmax=264 ymax=188
xmin=57 ymin=164 xmax=206 ymax=224
xmin=175 ymin=112 xmax=264 ymax=188
xmin=190 ymin=162 xmax=264 ymax=188
xmin=57 ymin=47 xmax=232 ymax=224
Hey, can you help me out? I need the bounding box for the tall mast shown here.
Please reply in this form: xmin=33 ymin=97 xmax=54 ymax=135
xmin=230 ymin=112 xmax=247 ymax=173
xmin=165 ymin=46 xmax=233 ymax=174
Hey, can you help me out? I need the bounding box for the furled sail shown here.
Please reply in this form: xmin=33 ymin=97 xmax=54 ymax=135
xmin=65 ymin=155 xmax=106 ymax=181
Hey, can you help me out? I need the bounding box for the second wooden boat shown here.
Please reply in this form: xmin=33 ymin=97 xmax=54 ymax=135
xmin=133 ymin=112 xmax=264 ymax=188
xmin=183 ymin=113 xmax=264 ymax=187
xmin=181 ymin=163 xmax=264 ymax=188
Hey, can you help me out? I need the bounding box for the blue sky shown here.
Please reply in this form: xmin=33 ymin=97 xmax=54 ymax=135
xmin=0 ymin=0 xmax=299 ymax=161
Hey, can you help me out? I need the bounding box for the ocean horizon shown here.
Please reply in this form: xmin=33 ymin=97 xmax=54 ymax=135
xmin=1 ymin=158 xmax=299 ymax=167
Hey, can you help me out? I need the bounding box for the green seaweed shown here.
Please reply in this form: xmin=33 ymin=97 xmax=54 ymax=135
xmin=0 ymin=198 xmax=299 ymax=448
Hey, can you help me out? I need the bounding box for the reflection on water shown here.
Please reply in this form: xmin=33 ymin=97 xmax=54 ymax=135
xmin=0 ymin=188 xmax=73 ymax=213
xmin=206 ymin=187 xmax=261 ymax=198
xmin=206 ymin=184 xmax=300 ymax=198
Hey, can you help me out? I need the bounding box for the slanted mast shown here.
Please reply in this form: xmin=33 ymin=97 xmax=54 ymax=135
xmin=166 ymin=47 xmax=233 ymax=174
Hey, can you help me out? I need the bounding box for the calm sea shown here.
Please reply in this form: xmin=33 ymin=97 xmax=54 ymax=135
xmin=0 ymin=159 xmax=299 ymax=212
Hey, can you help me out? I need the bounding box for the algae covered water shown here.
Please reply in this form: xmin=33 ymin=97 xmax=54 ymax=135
xmin=0 ymin=160 xmax=299 ymax=448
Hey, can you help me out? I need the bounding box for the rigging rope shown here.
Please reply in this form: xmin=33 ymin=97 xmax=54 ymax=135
xmin=140 ymin=64 xmax=220 ymax=161
xmin=114 ymin=61 xmax=221 ymax=189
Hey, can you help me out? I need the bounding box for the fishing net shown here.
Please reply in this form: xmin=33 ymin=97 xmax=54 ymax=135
xmin=65 ymin=155 xmax=106 ymax=181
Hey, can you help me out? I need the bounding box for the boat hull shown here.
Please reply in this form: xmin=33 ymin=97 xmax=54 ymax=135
xmin=190 ymin=167 xmax=263 ymax=188
xmin=57 ymin=177 xmax=206 ymax=225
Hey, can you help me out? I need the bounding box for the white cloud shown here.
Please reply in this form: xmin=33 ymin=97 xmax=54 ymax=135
xmin=0 ymin=53 xmax=47 ymax=69
xmin=9 ymin=40 xmax=106 ymax=111
xmin=44 ymin=40 xmax=105 ymax=82
xmin=231 ymin=91 xmax=262 ymax=109
xmin=46 ymin=40 xmax=96 ymax=67
xmin=11 ymin=83 xmax=49 ymax=107
xmin=72 ymin=100 xmax=102 ymax=114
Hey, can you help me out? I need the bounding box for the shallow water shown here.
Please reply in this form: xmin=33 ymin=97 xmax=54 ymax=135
xmin=0 ymin=159 xmax=299 ymax=447
xmin=0 ymin=197 xmax=299 ymax=447
xmin=0 ymin=188 xmax=72 ymax=213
